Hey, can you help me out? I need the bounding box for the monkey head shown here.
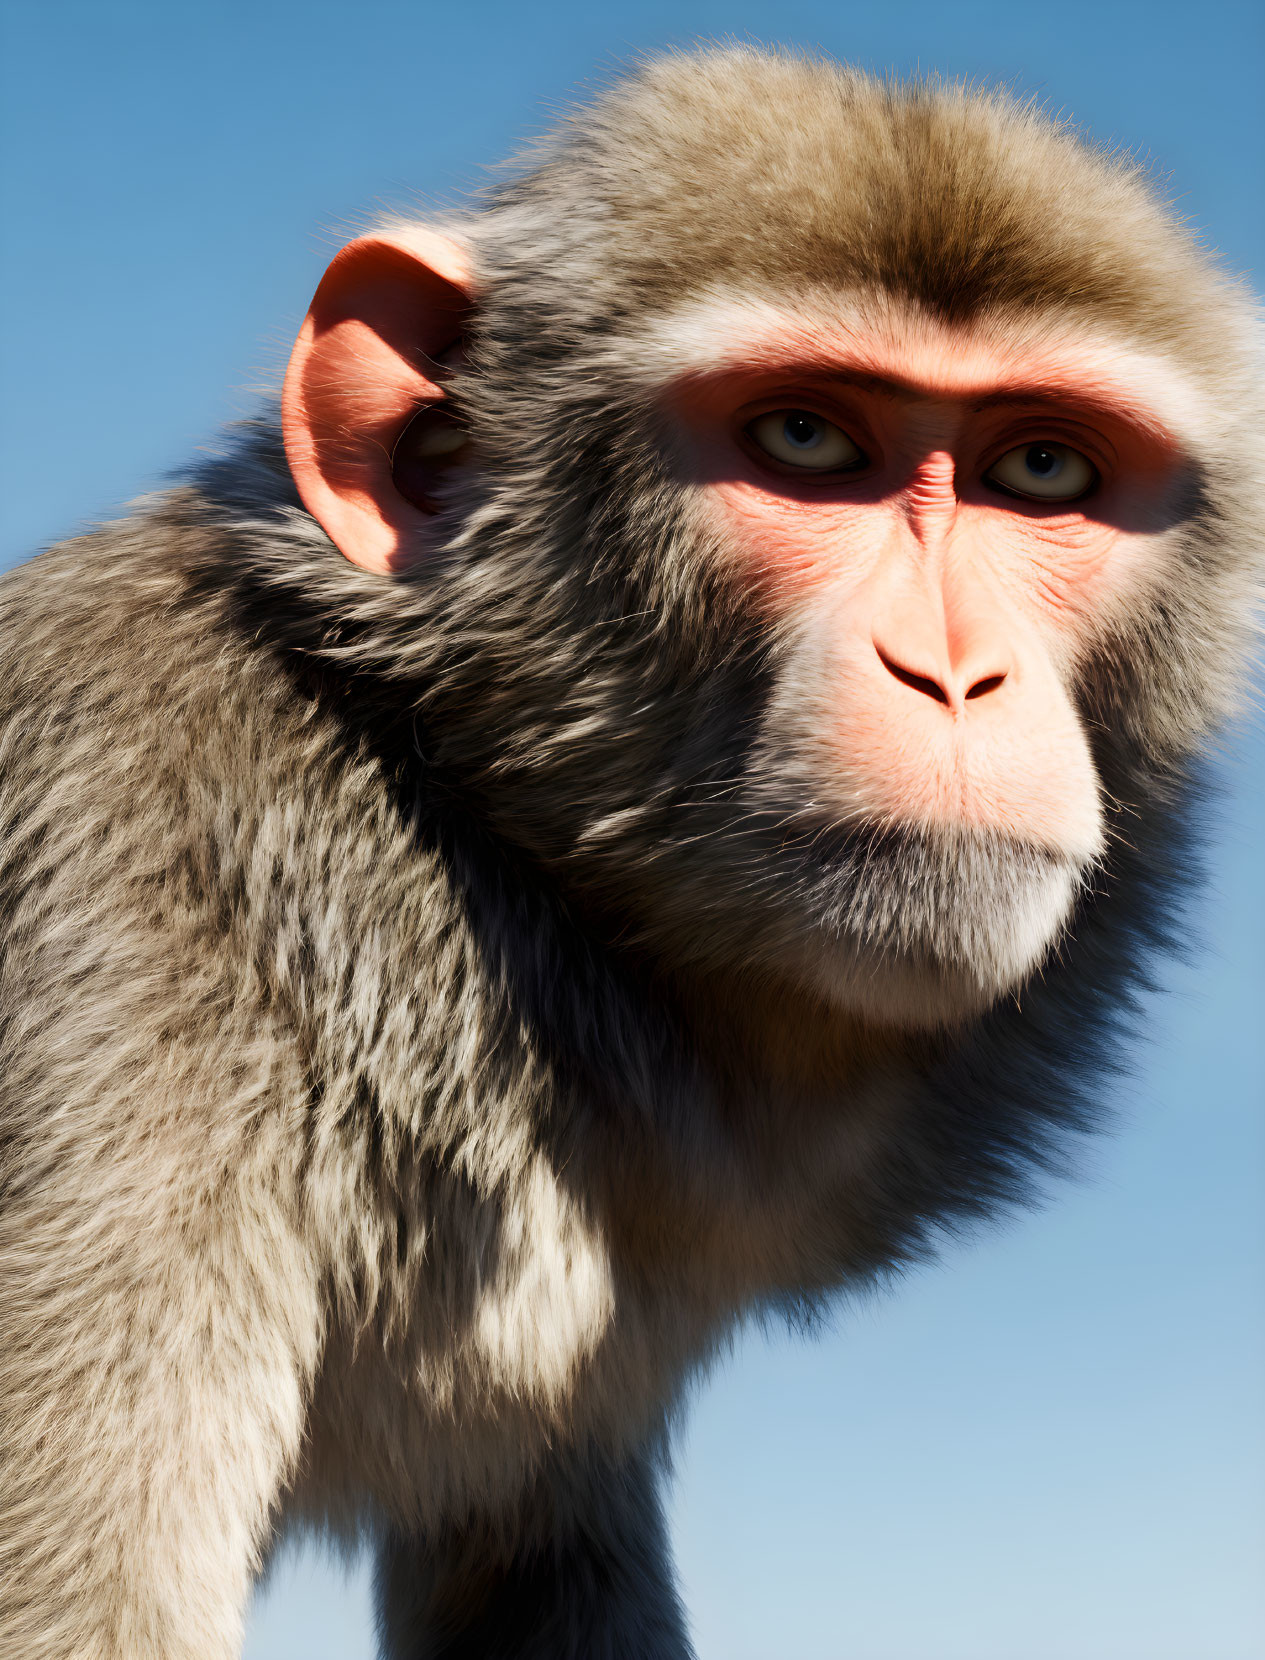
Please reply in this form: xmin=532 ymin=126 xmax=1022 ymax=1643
xmin=282 ymin=54 xmax=1261 ymax=1033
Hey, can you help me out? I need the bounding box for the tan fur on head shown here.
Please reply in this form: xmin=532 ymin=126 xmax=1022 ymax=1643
xmin=497 ymin=47 xmax=1258 ymax=372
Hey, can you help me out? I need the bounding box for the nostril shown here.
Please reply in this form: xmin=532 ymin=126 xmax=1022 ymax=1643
xmin=965 ymin=672 xmax=1007 ymax=700
xmin=876 ymin=646 xmax=950 ymax=705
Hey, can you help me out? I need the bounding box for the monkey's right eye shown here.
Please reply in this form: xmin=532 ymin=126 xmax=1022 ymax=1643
xmin=745 ymin=409 xmax=865 ymax=473
xmin=391 ymin=405 xmax=471 ymax=511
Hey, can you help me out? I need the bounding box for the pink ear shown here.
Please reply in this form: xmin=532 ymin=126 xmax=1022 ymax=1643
xmin=281 ymin=228 xmax=474 ymax=574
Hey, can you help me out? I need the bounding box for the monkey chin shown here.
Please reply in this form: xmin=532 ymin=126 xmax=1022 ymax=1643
xmin=789 ymin=822 xmax=1095 ymax=1032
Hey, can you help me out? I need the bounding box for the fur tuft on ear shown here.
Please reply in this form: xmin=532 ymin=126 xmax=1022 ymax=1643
xmin=281 ymin=227 xmax=473 ymax=574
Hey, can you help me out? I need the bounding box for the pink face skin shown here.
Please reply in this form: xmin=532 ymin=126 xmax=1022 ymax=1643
xmin=670 ymin=317 xmax=1185 ymax=857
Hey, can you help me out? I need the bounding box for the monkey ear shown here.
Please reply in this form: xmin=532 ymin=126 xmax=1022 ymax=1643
xmin=281 ymin=228 xmax=474 ymax=575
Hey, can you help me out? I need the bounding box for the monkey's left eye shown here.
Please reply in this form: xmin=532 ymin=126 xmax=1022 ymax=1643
xmin=984 ymin=442 xmax=1097 ymax=502
xmin=745 ymin=409 xmax=865 ymax=472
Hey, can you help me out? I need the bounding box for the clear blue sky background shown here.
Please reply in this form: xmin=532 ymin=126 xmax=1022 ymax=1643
xmin=1 ymin=3 xmax=1261 ymax=1657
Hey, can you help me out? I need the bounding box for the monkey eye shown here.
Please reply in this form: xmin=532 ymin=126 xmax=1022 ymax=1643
xmin=745 ymin=409 xmax=865 ymax=472
xmin=984 ymin=442 xmax=1097 ymax=502
xmin=391 ymin=404 xmax=471 ymax=510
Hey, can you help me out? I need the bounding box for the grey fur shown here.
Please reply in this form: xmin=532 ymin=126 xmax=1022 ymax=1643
xmin=0 ymin=47 xmax=1260 ymax=1659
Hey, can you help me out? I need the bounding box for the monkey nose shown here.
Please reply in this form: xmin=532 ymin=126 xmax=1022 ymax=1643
xmin=874 ymin=643 xmax=1010 ymax=711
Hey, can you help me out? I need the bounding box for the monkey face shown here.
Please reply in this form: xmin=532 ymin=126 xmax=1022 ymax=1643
xmin=596 ymin=296 xmax=1204 ymax=1027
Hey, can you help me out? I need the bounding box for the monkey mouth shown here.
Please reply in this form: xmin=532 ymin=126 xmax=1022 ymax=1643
xmin=776 ymin=818 xmax=1094 ymax=1028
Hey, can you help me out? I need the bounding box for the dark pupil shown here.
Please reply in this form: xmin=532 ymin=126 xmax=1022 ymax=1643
xmin=785 ymin=413 xmax=819 ymax=447
xmin=1026 ymin=445 xmax=1061 ymax=477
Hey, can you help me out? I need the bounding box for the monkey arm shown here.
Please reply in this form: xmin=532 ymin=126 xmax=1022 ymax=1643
xmin=0 ymin=955 xmax=324 ymax=1660
xmin=374 ymin=1445 xmax=693 ymax=1660
xmin=0 ymin=540 xmax=326 ymax=1659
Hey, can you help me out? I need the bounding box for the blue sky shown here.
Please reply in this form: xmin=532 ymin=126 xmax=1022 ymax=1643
xmin=1 ymin=3 xmax=1261 ymax=1656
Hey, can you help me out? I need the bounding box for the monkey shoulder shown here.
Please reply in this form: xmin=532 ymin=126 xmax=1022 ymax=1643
xmin=0 ymin=502 xmax=466 ymax=1139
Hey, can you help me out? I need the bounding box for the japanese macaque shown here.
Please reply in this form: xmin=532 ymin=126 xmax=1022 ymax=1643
xmin=0 ymin=46 xmax=1259 ymax=1660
